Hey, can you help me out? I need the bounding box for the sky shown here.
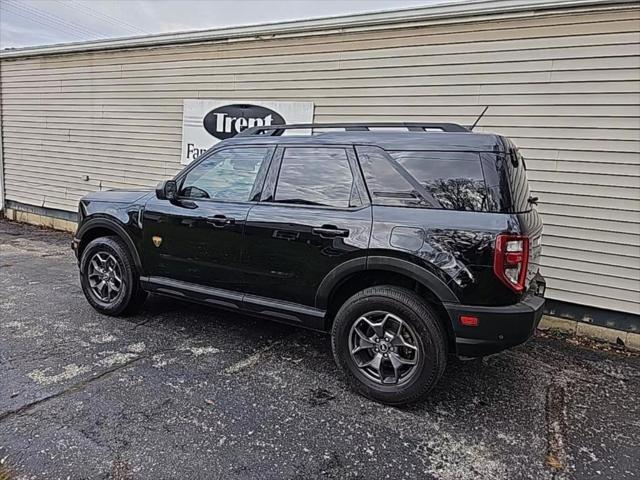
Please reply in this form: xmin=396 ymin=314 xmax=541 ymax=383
xmin=0 ymin=0 xmax=447 ymax=49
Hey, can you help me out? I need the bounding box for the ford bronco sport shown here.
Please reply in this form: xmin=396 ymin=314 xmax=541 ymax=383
xmin=73 ymin=122 xmax=545 ymax=405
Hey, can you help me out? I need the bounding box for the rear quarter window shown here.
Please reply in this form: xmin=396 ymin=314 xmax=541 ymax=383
xmin=357 ymin=146 xmax=489 ymax=212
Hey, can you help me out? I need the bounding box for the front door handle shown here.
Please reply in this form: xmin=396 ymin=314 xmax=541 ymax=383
xmin=312 ymin=225 xmax=350 ymax=238
xmin=207 ymin=215 xmax=235 ymax=228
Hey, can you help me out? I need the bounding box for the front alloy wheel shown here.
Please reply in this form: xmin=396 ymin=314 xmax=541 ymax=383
xmin=87 ymin=251 xmax=124 ymax=303
xmin=79 ymin=236 xmax=146 ymax=316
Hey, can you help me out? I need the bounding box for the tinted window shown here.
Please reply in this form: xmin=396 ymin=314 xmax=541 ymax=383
xmin=358 ymin=146 xmax=488 ymax=211
xmin=180 ymin=147 xmax=270 ymax=201
xmin=274 ymin=148 xmax=354 ymax=208
xmin=357 ymin=146 xmax=422 ymax=207
xmin=390 ymin=151 xmax=487 ymax=211
xmin=507 ymin=149 xmax=532 ymax=213
xmin=481 ymin=152 xmax=511 ymax=213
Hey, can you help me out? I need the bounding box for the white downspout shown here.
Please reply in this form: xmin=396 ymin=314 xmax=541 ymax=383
xmin=0 ymin=74 xmax=4 ymax=214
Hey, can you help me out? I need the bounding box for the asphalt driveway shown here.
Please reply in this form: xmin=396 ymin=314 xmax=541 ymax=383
xmin=0 ymin=219 xmax=638 ymax=480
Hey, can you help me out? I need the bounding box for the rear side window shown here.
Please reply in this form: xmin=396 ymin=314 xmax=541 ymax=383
xmin=356 ymin=147 xmax=421 ymax=207
xmin=274 ymin=147 xmax=357 ymax=208
xmin=357 ymin=146 xmax=488 ymax=211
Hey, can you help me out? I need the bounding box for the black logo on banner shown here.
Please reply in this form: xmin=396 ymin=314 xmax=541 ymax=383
xmin=203 ymin=104 xmax=285 ymax=140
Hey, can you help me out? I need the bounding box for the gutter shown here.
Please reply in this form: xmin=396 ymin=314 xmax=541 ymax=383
xmin=0 ymin=0 xmax=636 ymax=59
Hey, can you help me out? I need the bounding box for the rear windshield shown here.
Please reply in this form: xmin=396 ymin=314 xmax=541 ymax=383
xmin=357 ymin=146 xmax=489 ymax=212
xmin=507 ymin=149 xmax=532 ymax=213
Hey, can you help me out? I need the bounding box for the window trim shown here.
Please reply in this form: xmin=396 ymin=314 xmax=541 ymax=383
xmin=173 ymin=145 xmax=276 ymax=205
xmin=259 ymin=144 xmax=369 ymax=211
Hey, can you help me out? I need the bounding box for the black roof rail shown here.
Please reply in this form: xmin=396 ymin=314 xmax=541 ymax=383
xmin=237 ymin=122 xmax=470 ymax=136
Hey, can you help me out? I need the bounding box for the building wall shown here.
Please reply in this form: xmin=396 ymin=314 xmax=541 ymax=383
xmin=0 ymin=4 xmax=639 ymax=315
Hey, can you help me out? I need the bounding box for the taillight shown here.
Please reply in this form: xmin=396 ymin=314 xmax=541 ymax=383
xmin=493 ymin=234 xmax=529 ymax=293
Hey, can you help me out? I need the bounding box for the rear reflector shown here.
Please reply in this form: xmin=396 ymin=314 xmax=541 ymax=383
xmin=460 ymin=315 xmax=479 ymax=327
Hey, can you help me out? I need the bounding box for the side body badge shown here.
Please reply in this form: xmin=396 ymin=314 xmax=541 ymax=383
xmin=152 ymin=236 xmax=162 ymax=247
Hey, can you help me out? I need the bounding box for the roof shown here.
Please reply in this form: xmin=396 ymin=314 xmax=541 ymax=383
xmin=0 ymin=0 xmax=633 ymax=59
xmin=224 ymin=131 xmax=505 ymax=152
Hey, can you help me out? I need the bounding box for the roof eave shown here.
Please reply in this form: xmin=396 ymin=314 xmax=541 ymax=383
xmin=0 ymin=0 xmax=634 ymax=59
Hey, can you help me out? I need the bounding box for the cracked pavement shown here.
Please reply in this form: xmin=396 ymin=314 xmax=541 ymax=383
xmin=0 ymin=219 xmax=638 ymax=480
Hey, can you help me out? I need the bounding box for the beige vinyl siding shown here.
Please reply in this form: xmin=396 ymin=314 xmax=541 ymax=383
xmin=1 ymin=4 xmax=639 ymax=314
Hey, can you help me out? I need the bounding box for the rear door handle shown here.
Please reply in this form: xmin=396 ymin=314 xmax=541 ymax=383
xmin=312 ymin=225 xmax=350 ymax=238
xmin=274 ymin=230 xmax=300 ymax=241
xmin=207 ymin=215 xmax=235 ymax=228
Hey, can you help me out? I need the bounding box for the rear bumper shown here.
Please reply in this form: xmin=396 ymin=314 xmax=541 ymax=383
xmin=444 ymin=287 xmax=545 ymax=358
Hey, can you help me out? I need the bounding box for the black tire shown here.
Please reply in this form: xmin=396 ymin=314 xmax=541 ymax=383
xmin=79 ymin=236 xmax=147 ymax=316
xmin=331 ymin=285 xmax=447 ymax=405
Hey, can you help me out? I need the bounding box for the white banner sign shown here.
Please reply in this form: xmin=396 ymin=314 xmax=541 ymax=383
xmin=181 ymin=99 xmax=314 ymax=164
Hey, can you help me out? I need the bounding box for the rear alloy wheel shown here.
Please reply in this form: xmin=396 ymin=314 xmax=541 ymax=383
xmin=349 ymin=311 xmax=421 ymax=386
xmin=80 ymin=236 xmax=146 ymax=316
xmin=332 ymin=286 xmax=447 ymax=405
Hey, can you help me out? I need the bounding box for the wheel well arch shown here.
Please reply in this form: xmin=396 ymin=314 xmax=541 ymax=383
xmin=324 ymin=269 xmax=455 ymax=347
xmin=77 ymin=220 xmax=142 ymax=270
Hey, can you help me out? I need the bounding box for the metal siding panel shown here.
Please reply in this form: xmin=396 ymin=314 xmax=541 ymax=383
xmin=541 ymin=213 xmax=640 ymax=234
xmin=542 ymin=245 xmax=640 ymax=269
xmin=543 ymin=276 xmax=640 ymax=309
xmin=545 ymin=289 xmax=640 ymax=315
xmin=540 ymin=256 xmax=640 ymax=281
xmin=543 ymin=235 xmax=640 ymax=257
xmin=536 ymin=203 xmax=640 ymax=222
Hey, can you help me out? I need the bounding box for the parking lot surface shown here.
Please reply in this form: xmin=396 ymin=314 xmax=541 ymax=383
xmin=1 ymin=219 xmax=638 ymax=480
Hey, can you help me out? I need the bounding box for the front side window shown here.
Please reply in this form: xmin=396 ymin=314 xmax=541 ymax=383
xmin=273 ymin=147 xmax=355 ymax=208
xmin=179 ymin=147 xmax=270 ymax=201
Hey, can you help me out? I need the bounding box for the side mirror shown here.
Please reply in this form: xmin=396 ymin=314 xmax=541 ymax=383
xmin=156 ymin=180 xmax=177 ymax=200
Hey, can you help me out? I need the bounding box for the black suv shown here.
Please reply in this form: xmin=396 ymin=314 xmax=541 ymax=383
xmin=73 ymin=123 xmax=545 ymax=405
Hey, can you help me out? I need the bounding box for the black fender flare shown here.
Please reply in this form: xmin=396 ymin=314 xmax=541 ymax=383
xmin=315 ymin=257 xmax=367 ymax=310
xmin=315 ymin=255 xmax=459 ymax=310
xmin=76 ymin=217 xmax=143 ymax=271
